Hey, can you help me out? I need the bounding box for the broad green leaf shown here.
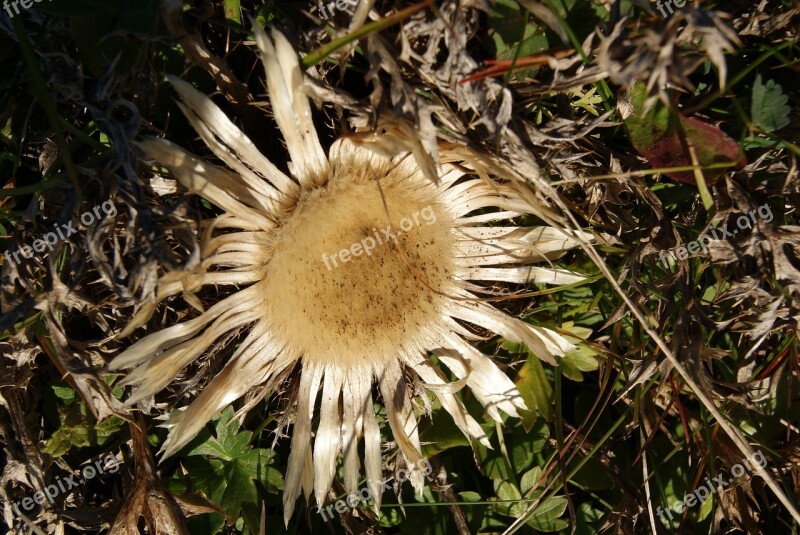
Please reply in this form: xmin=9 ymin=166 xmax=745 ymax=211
xmin=520 ymin=466 xmax=543 ymax=494
xmin=488 ymin=0 xmax=549 ymax=79
xmin=178 ymin=407 xmax=282 ymax=532
xmin=512 ymin=342 xmax=554 ymax=424
xmin=221 ymin=461 xmax=259 ymax=529
xmin=575 ymin=501 xmax=604 ymax=535
xmin=559 ymin=344 xmax=599 ymax=382
xmin=186 ymin=407 xmax=252 ymax=460
xmin=697 ymin=486 xmax=714 ymax=521
xmin=494 ymin=480 xmax=526 ymax=517
xmin=459 ymin=491 xmax=483 ymax=502
xmin=420 ymin=410 xmax=472 ymax=457
xmin=483 ymin=451 xmax=514 ymax=481
xmin=624 ymin=81 xmax=680 ymax=150
xmin=43 ymin=400 xmax=123 ymax=457
xmin=43 ymin=423 xmax=91 ymax=457
xmin=525 ymin=496 xmax=569 ymax=532
xmin=751 ymin=74 xmax=790 ymax=133
xmin=52 ymin=384 xmax=76 ymax=404
xmin=624 ymin=81 xmax=745 ymax=185
xmin=510 ymin=432 xmax=537 ymax=473
xmin=224 ymin=0 xmax=241 ymax=23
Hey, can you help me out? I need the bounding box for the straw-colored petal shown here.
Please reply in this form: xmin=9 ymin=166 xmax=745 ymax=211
xmin=454 ymin=226 xmax=589 ymax=266
xmin=283 ymin=362 xmax=323 ymax=526
xmin=168 ymin=76 xmax=299 ymax=203
xmin=447 ymin=297 xmax=558 ymax=365
xmin=457 ymin=265 xmax=586 ymax=285
xmin=159 ymin=323 xmax=283 ymax=458
xmin=119 ymin=303 xmax=261 ymax=404
xmin=412 ymin=358 xmax=491 ymax=448
xmin=436 ymin=334 xmax=527 ymax=421
xmin=254 ymin=25 xmax=329 ymax=188
xmin=341 ymin=368 xmax=370 ymax=496
xmin=313 ymin=368 xmax=344 ymax=506
xmin=137 ymin=138 xmax=275 ymax=231
xmin=362 ymin=380 xmax=384 ymax=514
xmin=110 ymin=289 xmax=260 ymax=370
xmin=378 ymin=360 xmax=425 ymax=495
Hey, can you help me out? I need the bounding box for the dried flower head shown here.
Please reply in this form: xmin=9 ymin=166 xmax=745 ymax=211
xmin=110 ymin=25 xmax=589 ymax=524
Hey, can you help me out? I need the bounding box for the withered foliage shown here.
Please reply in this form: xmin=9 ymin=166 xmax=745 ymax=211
xmin=1 ymin=0 xmax=799 ymax=533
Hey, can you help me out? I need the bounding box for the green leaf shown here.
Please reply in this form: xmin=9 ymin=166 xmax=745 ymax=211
xmin=221 ymin=461 xmax=259 ymax=528
xmin=459 ymin=491 xmax=483 ymax=503
xmin=185 ymin=407 xmax=251 ymax=461
xmin=43 ymin=423 xmax=91 ymax=457
xmin=260 ymin=465 xmax=285 ymax=494
xmin=494 ymin=480 xmax=526 ymax=517
xmin=224 ymin=0 xmax=241 ymax=23
xmin=751 ymin=74 xmax=791 ymax=133
xmin=176 ymin=407 xmax=282 ymax=533
xmin=511 ymin=341 xmax=554 ymax=424
xmin=488 ymin=0 xmax=549 ymax=79
xmin=43 ymin=400 xmax=123 ymax=457
xmin=575 ymin=501 xmax=604 ymax=535
xmin=559 ymin=344 xmax=599 ymax=382
xmin=483 ymin=451 xmax=514 ymax=481
xmin=420 ymin=409 xmax=472 ymax=457
xmin=624 ymin=81 xmax=745 ymax=185
xmin=510 ymin=432 xmax=537 ymax=473
xmin=624 ymin=81 xmax=680 ymax=151
xmin=52 ymin=384 xmax=77 ymax=404
xmin=525 ymin=496 xmax=569 ymax=532
xmin=520 ymin=466 xmax=543 ymax=494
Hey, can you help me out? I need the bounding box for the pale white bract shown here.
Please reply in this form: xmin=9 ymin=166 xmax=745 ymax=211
xmin=110 ymin=25 xmax=590 ymax=525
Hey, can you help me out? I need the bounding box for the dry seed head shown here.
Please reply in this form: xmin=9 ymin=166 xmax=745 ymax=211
xmin=110 ymin=25 xmax=590 ymax=526
xmin=262 ymin=161 xmax=455 ymax=367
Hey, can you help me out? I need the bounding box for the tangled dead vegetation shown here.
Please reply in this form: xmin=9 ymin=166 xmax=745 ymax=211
xmin=1 ymin=0 xmax=799 ymax=533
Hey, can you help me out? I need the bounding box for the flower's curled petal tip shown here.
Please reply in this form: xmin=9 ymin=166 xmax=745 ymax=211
xmin=106 ymin=356 xmax=126 ymax=372
xmin=115 ymin=373 xmax=137 ymax=388
xmin=527 ymin=325 xmax=577 ymax=361
xmin=253 ymin=23 xmax=329 ymax=188
xmin=122 ymin=396 xmax=140 ymax=409
xmin=107 ymin=350 xmax=146 ymax=372
xmin=122 ymin=386 xmax=160 ymax=409
xmin=283 ymin=364 xmax=322 ymax=525
xmin=166 ymin=76 xmax=202 ymax=103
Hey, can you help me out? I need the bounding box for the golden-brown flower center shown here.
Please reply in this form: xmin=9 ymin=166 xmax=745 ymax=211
xmin=261 ymin=177 xmax=455 ymax=365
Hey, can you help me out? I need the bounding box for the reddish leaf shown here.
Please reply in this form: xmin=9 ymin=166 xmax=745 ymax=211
xmin=638 ymin=116 xmax=747 ymax=185
xmin=624 ymin=82 xmax=746 ymax=185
